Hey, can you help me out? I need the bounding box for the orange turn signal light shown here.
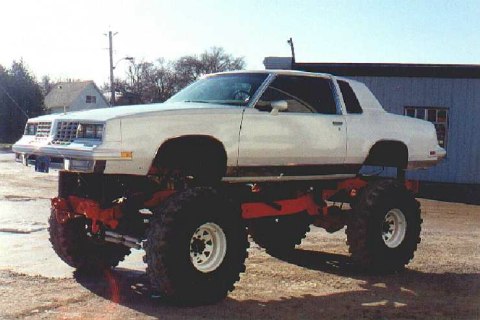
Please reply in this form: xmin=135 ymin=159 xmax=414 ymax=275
xmin=121 ymin=151 xmax=133 ymax=159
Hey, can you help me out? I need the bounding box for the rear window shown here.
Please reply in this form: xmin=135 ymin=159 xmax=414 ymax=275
xmin=339 ymin=80 xmax=362 ymax=114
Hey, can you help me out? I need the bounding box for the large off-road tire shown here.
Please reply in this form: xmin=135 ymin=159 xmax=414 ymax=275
xmin=145 ymin=187 xmax=248 ymax=305
xmin=346 ymin=179 xmax=422 ymax=273
xmin=247 ymin=212 xmax=312 ymax=256
xmin=48 ymin=210 xmax=131 ymax=273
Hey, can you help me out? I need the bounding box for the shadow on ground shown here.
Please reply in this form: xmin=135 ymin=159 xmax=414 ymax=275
xmin=74 ymin=249 xmax=480 ymax=319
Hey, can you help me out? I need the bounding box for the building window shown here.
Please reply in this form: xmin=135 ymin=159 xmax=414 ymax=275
xmin=86 ymin=95 xmax=97 ymax=104
xmin=404 ymin=106 xmax=448 ymax=148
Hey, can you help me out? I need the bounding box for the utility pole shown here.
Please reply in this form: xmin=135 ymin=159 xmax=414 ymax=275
xmin=287 ymin=37 xmax=296 ymax=68
xmin=108 ymin=31 xmax=116 ymax=106
xmin=106 ymin=31 xmax=133 ymax=107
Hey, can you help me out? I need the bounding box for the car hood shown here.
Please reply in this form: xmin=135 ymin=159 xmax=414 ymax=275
xmin=28 ymin=102 xmax=237 ymax=122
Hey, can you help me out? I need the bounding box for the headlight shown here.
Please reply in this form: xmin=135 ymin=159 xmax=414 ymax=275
xmin=85 ymin=125 xmax=95 ymax=138
xmin=77 ymin=123 xmax=104 ymax=140
xmin=24 ymin=123 xmax=37 ymax=135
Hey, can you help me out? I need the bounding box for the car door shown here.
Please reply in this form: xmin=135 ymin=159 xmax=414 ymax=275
xmin=237 ymin=74 xmax=348 ymax=179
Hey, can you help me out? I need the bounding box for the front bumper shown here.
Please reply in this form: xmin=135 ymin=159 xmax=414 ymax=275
xmin=13 ymin=143 xmax=128 ymax=173
xmin=15 ymin=153 xmax=65 ymax=169
xmin=12 ymin=143 xmax=123 ymax=160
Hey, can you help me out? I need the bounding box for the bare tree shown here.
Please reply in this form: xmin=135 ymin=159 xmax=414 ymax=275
xmin=118 ymin=59 xmax=177 ymax=104
xmin=174 ymin=47 xmax=245 ymax=90
xmin=114 ymin=47 xmax=245 ymax=105
xmin=154 ymin=58 xmax=177 ymax=102
xmin=173 ymin=55 xmax=204 ymax=90
xmin=199 ymin=47 xmax=245 ymax=74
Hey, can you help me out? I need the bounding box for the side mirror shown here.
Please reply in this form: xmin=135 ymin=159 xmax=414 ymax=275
xmin=270 ymin=100 xmax=288 ymax=115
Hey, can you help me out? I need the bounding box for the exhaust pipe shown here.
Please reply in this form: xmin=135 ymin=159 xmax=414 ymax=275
xmin=104 ymin=231 xmax=142 ymax=249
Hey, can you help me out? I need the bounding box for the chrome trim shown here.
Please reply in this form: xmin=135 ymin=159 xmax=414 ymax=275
xmin=64 ymin=159 xmax=95 ymax=172
xmin=14 ymin=153 xmax=64 ymax=169
xmin=329 ymin=76 xmax=347 ymax=115
xmin=229 ymin=164 xmax=361 ymax=177
xmin=222 ymin=174 xmax=356 ymax=183
xmin=247 ymin=73 xmax=344 ymax=116
xmin=35 ymin=122 xmax=52 ymax=140
xmin=247 ymin=73 xmax=277 ymax=108
xmin=53 ymin=121 xmax=80 ymax=144
xmin=12 ymin=145 xmax=126 ymax=161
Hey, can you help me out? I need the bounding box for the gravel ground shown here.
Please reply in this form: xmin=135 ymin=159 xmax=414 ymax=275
xmin=0 ymin=152 xmax=479 ymax=319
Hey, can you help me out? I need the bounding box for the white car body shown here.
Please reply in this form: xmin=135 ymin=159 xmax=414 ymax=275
xmin=12 ymin=70 xmax=445 ymax=182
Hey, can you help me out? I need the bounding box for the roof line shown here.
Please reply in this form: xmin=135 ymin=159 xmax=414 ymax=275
xmin=292 ymin=62 xmax=480 ymax=79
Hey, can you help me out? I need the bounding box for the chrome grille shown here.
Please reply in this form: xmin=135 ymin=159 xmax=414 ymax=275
xmin=52 ymin=121 xmax=79 ymax=145
xmin=35 ymin=122 xmax=52 ymax=140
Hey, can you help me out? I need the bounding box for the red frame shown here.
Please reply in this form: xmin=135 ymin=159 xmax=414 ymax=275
xmin=51 ymin=178 xmax=420 ymax=232
xmin=240 ymin=178 xmax=418 ymax=220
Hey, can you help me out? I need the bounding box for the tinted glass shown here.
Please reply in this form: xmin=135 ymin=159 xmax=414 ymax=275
xmin=256 ymin=75 xmax=337 ymax=114
xmin=338 ymin=81 xmax=362 ymax=114
xmin=167 ymin=73 xmax=268 ymax=106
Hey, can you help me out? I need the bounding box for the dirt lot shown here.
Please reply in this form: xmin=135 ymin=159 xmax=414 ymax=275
xmin=0 ymin=152 xmax=479 ymax=319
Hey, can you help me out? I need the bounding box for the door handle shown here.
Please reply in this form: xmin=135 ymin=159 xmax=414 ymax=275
xmin=332 ymin=121 xmax=343 ymax=126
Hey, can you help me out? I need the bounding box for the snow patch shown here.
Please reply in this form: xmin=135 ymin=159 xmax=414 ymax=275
xmin=0 ymin=220 xmax=47 ymax=234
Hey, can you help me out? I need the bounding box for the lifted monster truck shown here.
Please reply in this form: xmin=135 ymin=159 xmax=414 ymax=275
xmin=13 ymin=70 xmax=445 ymax=305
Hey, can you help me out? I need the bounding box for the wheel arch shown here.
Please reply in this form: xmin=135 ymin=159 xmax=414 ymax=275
xmin=364 ymin=140 xmax=409 ymax=169
xmin=149 ymin=135 xmax=228 ymax=177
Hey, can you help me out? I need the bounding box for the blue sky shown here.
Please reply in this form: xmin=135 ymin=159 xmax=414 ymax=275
xmin=1 ymin=0 xmax=479 ymax=86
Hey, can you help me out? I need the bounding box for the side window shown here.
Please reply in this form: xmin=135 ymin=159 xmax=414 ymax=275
xmin=338 ymin=80 xmax=362 ymax=114
xmin=256 ymin=76 xmax=337 ymax=114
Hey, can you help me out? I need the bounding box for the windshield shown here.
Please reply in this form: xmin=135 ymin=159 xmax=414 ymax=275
xmin=167 ymin=73 xmax=269 ymax=106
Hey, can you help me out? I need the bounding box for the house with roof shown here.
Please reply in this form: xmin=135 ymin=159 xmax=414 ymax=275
xmin=45 ymin=81 xmax=110 ymax=114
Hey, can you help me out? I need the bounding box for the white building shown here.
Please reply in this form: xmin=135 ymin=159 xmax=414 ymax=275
xmin=45 ymin=81 xmax=109 ymax=114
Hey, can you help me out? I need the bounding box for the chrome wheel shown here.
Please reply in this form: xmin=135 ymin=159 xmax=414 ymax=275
xmin=190 ymin=222 xmax=227 ymax=273
xmin=382 ymin=208 xmax=407 ymax=248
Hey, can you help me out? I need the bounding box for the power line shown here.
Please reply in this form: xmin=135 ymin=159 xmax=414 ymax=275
xmin=0 ymin=82 xmax=29 ymax=119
